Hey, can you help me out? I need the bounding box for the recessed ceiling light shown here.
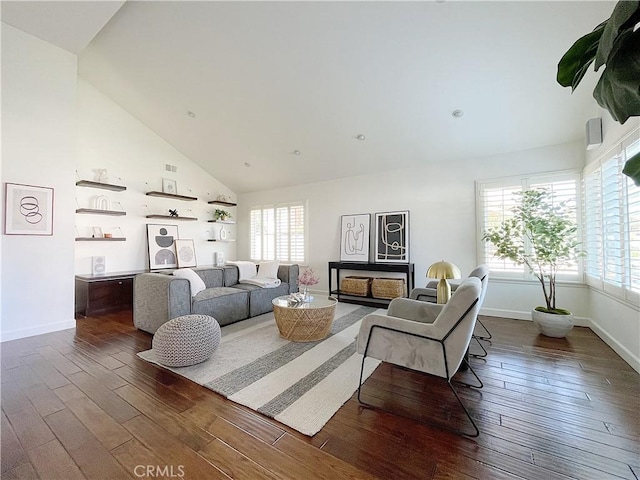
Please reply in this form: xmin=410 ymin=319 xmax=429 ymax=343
xmin=187 ymin=111 xmax=196 ymax=118
xmin=293 ymin=150 xmax=301 ymax=155
xmin=356 ymin=134 xmax=366 ymax=141
xmin=452 ymin=110 xmax=464 ymax=118
xmin=244 ymin=162 xmax=251 ymax=167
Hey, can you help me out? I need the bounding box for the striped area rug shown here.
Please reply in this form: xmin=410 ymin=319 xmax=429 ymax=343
xmin=138 ymin=303 xmax=382 ymax=436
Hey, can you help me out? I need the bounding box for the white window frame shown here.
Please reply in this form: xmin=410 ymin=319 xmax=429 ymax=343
xmin=249 ymin=201 xmax=307 ymax=264
xmin=583 ymin=127 xmax=640 ymax=306
xmin=476 ymin=170 xmax=583 ymax=282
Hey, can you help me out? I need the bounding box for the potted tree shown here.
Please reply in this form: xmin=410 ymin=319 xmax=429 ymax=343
xmin=482 ymin=189 xmax=582 ymax=338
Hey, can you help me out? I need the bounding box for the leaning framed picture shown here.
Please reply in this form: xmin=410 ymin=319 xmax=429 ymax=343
xmin=340 ymin=213 xmax=370 ymax=262
xmin=374 ymin=211 xmax=410 ymax=263
xmin=4 ymin=183 xmax=54 ymax=236
xmin=162 ymin=178 xmax=177 ymax=195
xmin=175 ymin=239 xmax=197 ymax=268
xmin=147 ymin=224 xmax=179 ymax=269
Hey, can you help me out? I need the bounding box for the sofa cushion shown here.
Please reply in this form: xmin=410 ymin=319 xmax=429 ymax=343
xmin=194 ymin=267 xmax=224 ymax=288
xmin=234 ymin=282 xmax=291 ymax=317
xmin=192 ymin=287 xmax=249 ymax=326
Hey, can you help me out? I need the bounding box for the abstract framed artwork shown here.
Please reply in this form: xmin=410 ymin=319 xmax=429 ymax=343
xmin=340 ymin=214 xmax=370 ymax=262
xmin=4 ymin=183 xmax=54 ymax=235
xmin=147 ymin=224 xmax=179 ymax=269
xmin=162 ymin=178 xmax=177 ymax=195
xmin=374 ymin=211 xmax=410 ymax=263
xmin=175 ymin=239 xmax=197 ymax=268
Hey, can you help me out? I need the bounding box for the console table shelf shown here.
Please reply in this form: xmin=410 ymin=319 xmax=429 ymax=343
xmin=208 ymin=200 xmax=237 ymax=206
xmin=146 ymin=215 xmax=197 ymax=221
xmin=146 ymin=191 xmax=197 ymax=201
xmin=76 ymin=208 xmax=126 ymax=216
xmin=76 ymin=237 xmax=126 ymax=242
xmin=76 ymin=180 xmax=127 ymax=192
xmin=328 ymin=261 xmax=415 ymax=307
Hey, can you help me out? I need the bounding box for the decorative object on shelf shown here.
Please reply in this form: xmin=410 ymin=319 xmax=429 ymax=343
xmin=169 ymin=209 xmax=179 ymax=217
xmin=92 ymin=256 xmax=106 ymax=276
xmin=426 ymin=261 xmax=461 ymax=304
xmin=340 ymin=276 xmax=372 ymax=297
xmin=340 ymin=213 xmax=370 ymax=262
xmin=482 ymin=189 xmax=581 ymax=337
xmin=147 ymin=223 xmax=179 ymax=270
xmin=374 ymin=210 xmax=410 ymax=263
xmin=92 ymin=226 xmax=103 ymax=238
xmin=94 ymin=195 xmax=110 ymax=210
xmin=219 ymin=226 xmax=227 ymax=240
xmin=93 ymin=168 xmax=108 ymax=183
xmin=104 ymin=233 xmax=113 ymax=238
xmin=162 ymin=178 xmax=177 ymax=194
xmin=175 ymin=239 xmax=197 ymax=268
xmin=213 ymin=251 xmax=225 ymax=266
xmin=4 ymin=182 xmax=54 ymax=236
xmin=298 ymin=267 xmax=319 ymax=300
xmin=213 ymin=208 xmax=232 ymax=221
xmin=217 ymin=194 xmax=229 ymax=202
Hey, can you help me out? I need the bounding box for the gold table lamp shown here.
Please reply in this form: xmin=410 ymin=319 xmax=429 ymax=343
xmin=427 ymin=261 xmax=461 ymax=304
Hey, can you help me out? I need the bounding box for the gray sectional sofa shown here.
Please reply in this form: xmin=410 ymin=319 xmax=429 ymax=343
xmin=133 ymin=264 xmax=299 ymax=334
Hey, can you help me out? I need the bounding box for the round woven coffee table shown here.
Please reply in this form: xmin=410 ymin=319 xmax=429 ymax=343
xmin=272 ymin=295 xmax=338 ymax=342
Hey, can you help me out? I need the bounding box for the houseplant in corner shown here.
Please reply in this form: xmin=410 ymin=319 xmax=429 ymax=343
xmin=482 ymin=189 xmax=582 ymax=338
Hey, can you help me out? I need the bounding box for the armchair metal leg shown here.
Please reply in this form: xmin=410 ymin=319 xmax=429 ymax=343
xmin=470 ymin=335 xmax=488 ymax=358
xmin=474 ymin=318 xmax=492 ymax=340
xmin=452 ymin=358 xmax=483 ymax=389
xmin=357 ymin=356 xmax=480 ymax=437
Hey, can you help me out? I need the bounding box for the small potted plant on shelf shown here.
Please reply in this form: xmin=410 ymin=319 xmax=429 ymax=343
xmin=482 ymin=189 xmax=582 ymax=338
xmin=213 ymin=209 xmax=232 ymax=221
xmin=298 ymin=267 xmax=320 ymax=300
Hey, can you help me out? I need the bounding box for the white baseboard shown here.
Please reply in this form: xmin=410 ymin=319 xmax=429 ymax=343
xmin=1 ymin=319 xmax=76 ymax=343
xmin=480 ymin=307 xmax=590 ymax=327
xmin=588 ymin=320 xmax=640 ymax=374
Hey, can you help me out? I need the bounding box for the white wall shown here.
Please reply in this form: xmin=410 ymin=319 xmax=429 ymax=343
xmin=75 ymin=79 xmax=237 ymax=274
xmin=585 ymin=111 xmax=640 ymax=372
xmin=1 ymin=24 xmax=78 ymax=341
xmin=238 ymin=141 xmax=590 ymax=322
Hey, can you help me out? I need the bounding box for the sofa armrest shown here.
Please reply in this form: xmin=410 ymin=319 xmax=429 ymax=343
xmin=133 ymin=273 xmax=191 ymax=334
xmin=278 ymin=264 xmax=299 ymax=293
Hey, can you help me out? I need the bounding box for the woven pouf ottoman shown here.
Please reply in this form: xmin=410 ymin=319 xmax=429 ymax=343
xmin=152 ymin=314 xmax=221 ymax=367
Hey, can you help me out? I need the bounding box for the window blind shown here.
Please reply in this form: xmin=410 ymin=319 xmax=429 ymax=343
xmin=250 ymin=202 xmax=305 ymax=263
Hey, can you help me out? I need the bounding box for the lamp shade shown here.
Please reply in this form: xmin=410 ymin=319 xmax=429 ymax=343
xmin=427 ymin=261 xmax=461 ymax=279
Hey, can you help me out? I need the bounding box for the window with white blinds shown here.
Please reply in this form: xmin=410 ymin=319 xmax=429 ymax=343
xmin=250 ymin=203 xmax=305 ymax=263
xmin=584 ymin=129 xmax=640 ymax=303
xmin=477 ymin=171 xmax=581 ymax=279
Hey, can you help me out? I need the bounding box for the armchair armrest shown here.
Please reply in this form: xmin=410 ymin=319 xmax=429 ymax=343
xmin=133 ymin=273 xmax=191 ymax=334
xmin=409 ymin=287 xmax=437 ymax=301
xmin=389 ymin=297 xmax=442 ymax=323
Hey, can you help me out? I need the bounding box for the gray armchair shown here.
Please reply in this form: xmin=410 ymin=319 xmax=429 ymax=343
xmin=410 ymin=265 xmax=491 ymax=357
xmin=356 ymin=277 xmax=483 ymax=436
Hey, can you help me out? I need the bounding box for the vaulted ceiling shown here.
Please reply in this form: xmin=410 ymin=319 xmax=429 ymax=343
xmin=3 ymin=1 xmax=615 ymax=193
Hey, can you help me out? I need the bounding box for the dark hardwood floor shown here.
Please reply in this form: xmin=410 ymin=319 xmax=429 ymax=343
xmin=2 ymin=310 xmax=639 ymax=479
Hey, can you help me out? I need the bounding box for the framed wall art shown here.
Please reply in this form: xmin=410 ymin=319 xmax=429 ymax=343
xmin=162 ymin=178 xmax=177 ymax=194
xmin=339 ymin=213 xmax=370 ymax=262
xmin=147 ymin=224 xmax=179 ymax=269
xmin=175 ymin=239 xmax=197 ymax=268
xmin=4 ymin=183 xmax=54 ymax=236
xmin=374 ymin=211 xmax=410 ymax=263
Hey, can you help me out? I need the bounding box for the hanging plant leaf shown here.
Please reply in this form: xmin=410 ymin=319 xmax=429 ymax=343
xmin=593 ymin=30 xmax=640 ymax=123
xmin=622 ymin=152 xmax=640 ymax=186
xmin=557 ymin=23 xmax=605 ymax=88
xmin=594 ymin=0 xmax=640 ymax=69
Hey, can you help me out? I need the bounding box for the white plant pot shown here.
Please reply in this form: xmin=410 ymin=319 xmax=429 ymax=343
xmin=531 ymin=309 xmax=574 ymax=338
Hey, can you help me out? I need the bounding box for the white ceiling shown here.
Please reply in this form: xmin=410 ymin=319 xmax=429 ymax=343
xmin=4 ymin=1 xmax=615 ymax=193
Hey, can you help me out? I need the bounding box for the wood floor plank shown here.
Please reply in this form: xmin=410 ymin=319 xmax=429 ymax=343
xmin=4 ymin=404 xmax=55 ymax=450
xmin=111 ymin=439 xmax=173 ymax=480
xmin=35 ymin=346 xmax=82 ymax=376
xmin=198 ymin=438 xmax=281 ymax=480
xmin=67 ymin=371 xmax=140 ymax=424
xmin=1 ymin=410 xmax=29 ymax=474
xmin=64 ymin=351 xmax=128 ymax=390
xmin=23 ymin=385 xmax=66 ymax=418
xmin=2 ymin=461 xmax=40 ymax=480
xmin=27 ymin=439 xmax=86 ymax=480
xmin=122 ymin=415 xmax=230 ymax=480
xmin=43 ymin=408 xmax=133 ymax=480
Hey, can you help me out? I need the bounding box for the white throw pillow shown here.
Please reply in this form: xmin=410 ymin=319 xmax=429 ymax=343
xmin=173 ymin=268 xmax=206 ymax=296
xmin=257 ymin=261 xmax=280 ymax=279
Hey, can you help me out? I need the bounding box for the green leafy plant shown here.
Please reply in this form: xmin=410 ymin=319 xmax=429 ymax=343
xmin=482 ymin=190 xmax=581 ymax=314
xmin=213 ymin=208 xmax=232 ymax=221
xmin=557 ymin=0 xmax=640 ymax=184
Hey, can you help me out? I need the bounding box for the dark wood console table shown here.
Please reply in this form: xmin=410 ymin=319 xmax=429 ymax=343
xmin=75 ymin=270 xmax=147 ymax=317
xmin=328 ymin=261 xmax=415 ymax=307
